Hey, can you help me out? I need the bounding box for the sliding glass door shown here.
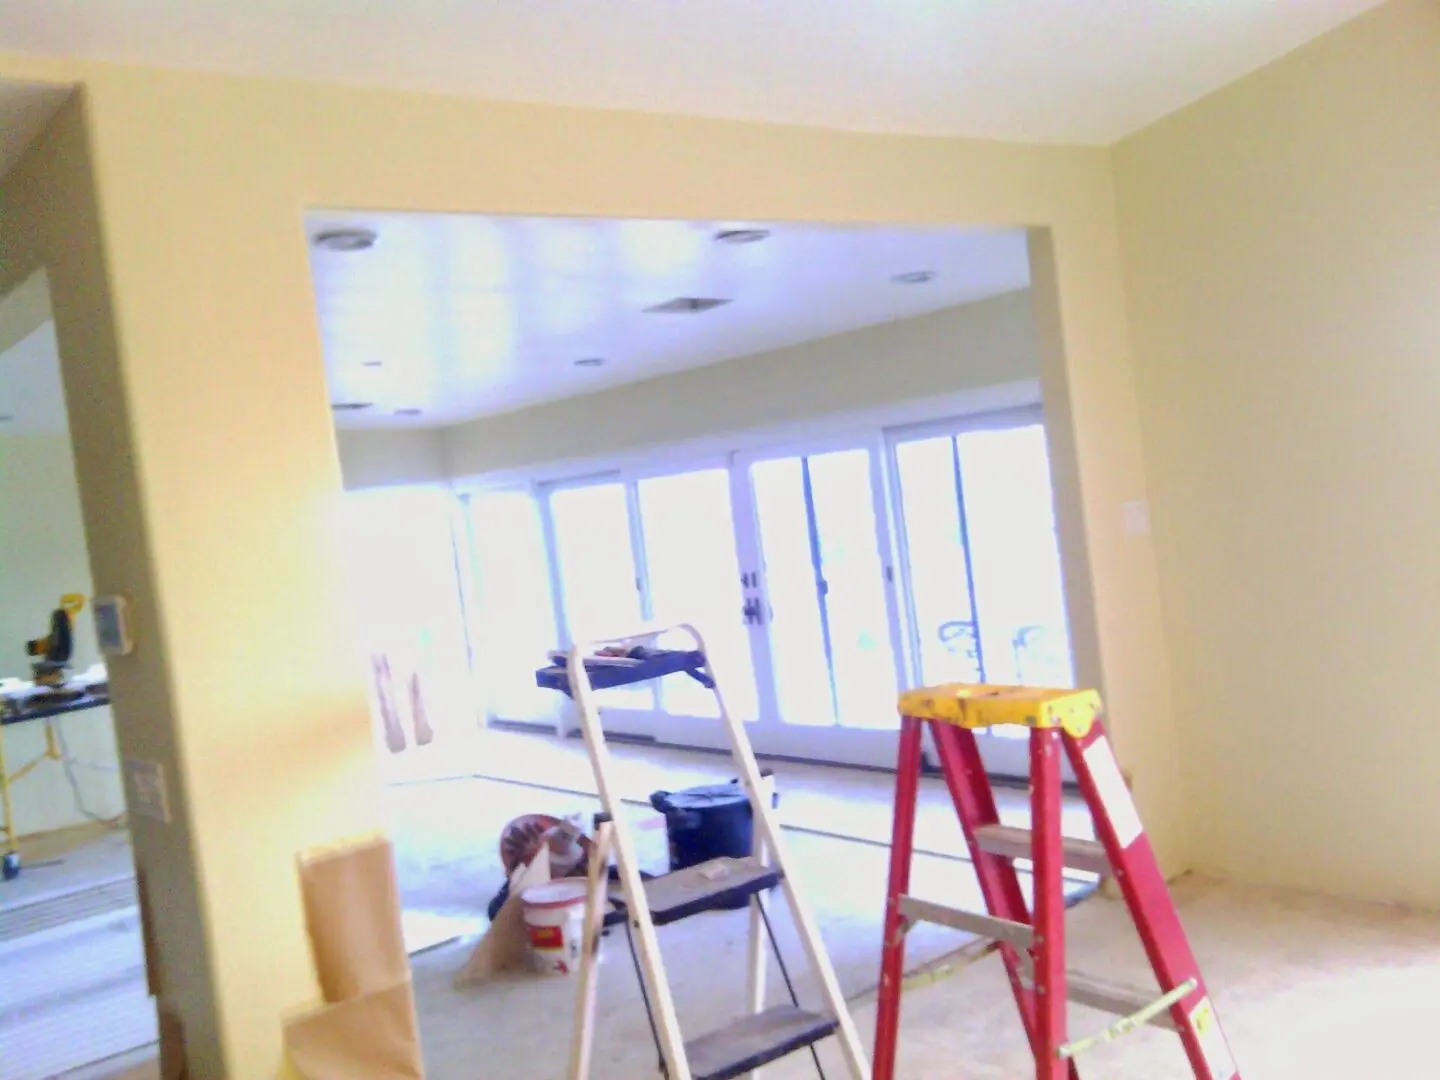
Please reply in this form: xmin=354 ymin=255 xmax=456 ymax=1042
xmin=889 ymin=410 xmax=1074 ymax=775
xmin=734 ymin=441 xmax=906 ymax=762
xmin=467 ymin=407 xmax=1076 ymax=775
xmin=343 ymin=486 xmax=476 ymax=776
xmin=635 ymin=467 xmax=758 ymax=723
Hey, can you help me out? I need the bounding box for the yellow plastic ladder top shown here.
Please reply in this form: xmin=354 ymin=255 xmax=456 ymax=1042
xmin=897 ymin=682 xmax=1103 ymax=739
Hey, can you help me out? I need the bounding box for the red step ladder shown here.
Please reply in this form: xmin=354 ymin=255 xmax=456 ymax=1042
xmin=873 ymin=683 xmax=1239 ymax=1080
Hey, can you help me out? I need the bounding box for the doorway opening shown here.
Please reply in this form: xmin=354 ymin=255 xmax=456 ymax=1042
xmin=311 ymin=212 xmax=1096 ymax=1075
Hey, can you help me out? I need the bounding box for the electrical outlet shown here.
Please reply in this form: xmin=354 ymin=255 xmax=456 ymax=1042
xmin=124 ymin=758 xmax=171 ymax=824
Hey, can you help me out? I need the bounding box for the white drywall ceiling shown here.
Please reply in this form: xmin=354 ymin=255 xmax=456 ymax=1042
xmin=308 ymin=214 xmax=1031 ymax=428
xmin=0 ymin=1 xmax=1385 ymax=144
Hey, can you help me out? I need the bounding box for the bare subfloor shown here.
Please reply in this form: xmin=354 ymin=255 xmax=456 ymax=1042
xmin=48 ymin=731 xmax=1440 ymax=1077
xmin=94 ymin=873 xmax=1440 ymax=1078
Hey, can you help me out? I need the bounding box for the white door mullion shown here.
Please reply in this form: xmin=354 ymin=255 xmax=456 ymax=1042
xmin=729 ymin=450 xmax=782 ymax=740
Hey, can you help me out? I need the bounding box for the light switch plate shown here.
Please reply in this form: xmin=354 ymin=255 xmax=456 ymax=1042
xmin=124 ymin=758 xmax=171 ymax=824
xmin=93 ymin=594 xmax=135 ymax=655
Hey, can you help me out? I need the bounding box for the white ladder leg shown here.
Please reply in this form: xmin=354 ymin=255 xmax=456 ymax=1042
xmin=686 ymin=624 xmax=873 ymax=1080
xmin=745 ymin=774 xmax=774 ymax=1080
xmin=569 ymin=641 xmax=693 ymax=1080
xmin=569 ymin=821 xmax=615 ymax=1080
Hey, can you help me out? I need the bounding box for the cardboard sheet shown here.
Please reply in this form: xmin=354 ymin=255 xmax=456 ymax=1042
xmin=283 ymin=979 xmax=425 ymax=1080
xmin=298 ymin=835 xmax=410 ymax=1003
xmin=456 ymin=845 xmax=551 ymax=986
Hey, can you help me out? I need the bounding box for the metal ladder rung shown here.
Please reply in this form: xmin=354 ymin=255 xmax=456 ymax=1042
xmin=1017 ymin=961 xmax=1180 ymax=1032
xmin=898 ymin=895 xmax=1033 ymax=949
xmin=972 ymin=824 xmax=1110 ymax=876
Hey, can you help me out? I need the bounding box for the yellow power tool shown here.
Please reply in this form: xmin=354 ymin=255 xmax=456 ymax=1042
xmin=25 ymin=593 xmax=87 ymax=687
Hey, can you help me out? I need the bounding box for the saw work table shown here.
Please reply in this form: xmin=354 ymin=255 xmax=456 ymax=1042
xmin=0 ymin=685 xmax=113 ymax=880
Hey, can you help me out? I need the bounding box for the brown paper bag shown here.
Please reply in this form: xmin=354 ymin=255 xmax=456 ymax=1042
xmin=284 ymin=979 xmax=425 ymax=1080
xmin=298 ymin=836 xmax=410 ymax=1004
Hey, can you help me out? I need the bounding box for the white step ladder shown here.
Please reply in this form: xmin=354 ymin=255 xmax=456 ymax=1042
xmin=541 ymin=624 xmax=871 ymax=1080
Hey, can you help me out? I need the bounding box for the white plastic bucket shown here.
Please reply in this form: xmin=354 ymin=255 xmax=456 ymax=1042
xmin=521 ymin=878 xmax=589 ymax=976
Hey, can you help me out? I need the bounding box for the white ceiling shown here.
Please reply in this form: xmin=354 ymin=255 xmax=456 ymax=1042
xmin=0 ymin=79 xmax=69 ymax=178
xmin=308 ymin=214 xmax=1030 ymax=428
xmin=0 ymin=1 xmax=1383 ymax=145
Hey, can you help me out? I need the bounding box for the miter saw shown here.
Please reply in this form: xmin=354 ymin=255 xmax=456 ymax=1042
xmin=25 ymin=593 xmax=87 ymax=687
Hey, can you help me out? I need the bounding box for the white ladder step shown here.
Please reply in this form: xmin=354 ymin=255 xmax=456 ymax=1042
xmin=684 ymin=1005 xmax=838 ymax=1080
xmin=898 ymin=895 xmax=1034 ymax=949
xmin=972 ymin=824 xmax=1110 ymax=876
xmin=641 ymin=856 xmax=782 ymax=927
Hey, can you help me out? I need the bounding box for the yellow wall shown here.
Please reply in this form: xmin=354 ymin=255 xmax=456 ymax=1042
xmin=335 ymin=427 xmax=448 ymax=489
xmin=0 ymin=52 xmax=1174 ymax=1078
xmin=1114 ymin=0 xmax=1440 ymax=904
xmin=0 ymin=429 xmax=125 ymax=833
xmin=446 ymin=290 xmax=1039 ymax=476
xmin=0 ymin=91 xmax=232 ymax=1074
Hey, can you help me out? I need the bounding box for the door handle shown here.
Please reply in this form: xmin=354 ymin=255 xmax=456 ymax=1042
xmin=742 ymin=597 xmax=771 ymax=626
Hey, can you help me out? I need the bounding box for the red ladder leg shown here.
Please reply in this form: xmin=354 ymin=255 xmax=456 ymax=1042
xmin=1064 ymin=721 xmax=1240 ymax=1080
xmin=1031 ymin=727 xmax=1069 ymax=1080
xmin=873 ymin=714 xmax=924 ymax=1080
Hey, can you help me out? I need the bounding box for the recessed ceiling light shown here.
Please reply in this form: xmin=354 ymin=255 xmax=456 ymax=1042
xmin=394 ymin=407 xmax=423 ymax=417
xmin=714 ymin=228 xmax=771 ymax=245
xmin=891 ymin=270 xmax=937 ymax=285
xmin=330 ymin=401 xmax=374 ymax=412
xmin=574 ymin=357 xmax=606 ymax=368
xmin=362 ymin=360 xmax=383 ymax=369
xmin=644 ymin=297 xmax=732 ymax=314
xmin=313 ymin=228 xmax=378 ymax=253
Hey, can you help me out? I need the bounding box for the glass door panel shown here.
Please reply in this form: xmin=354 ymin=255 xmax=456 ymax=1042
xmin=636 ymin=468 xmax=758 ymax=721
xmin=750 ymin=448 xmax=898 ymax=732
xmin=955 ymin=425 xmax=1075 ymax=688
xmin=750 ymin=457 xmax=835 ymax=727
xmin=547 ymin=480 xmax=649 ymax=709
xmin=889 ymin=416 xmax=1075 ymax=776
xmin=893 ymin=437 xmax=984 ymax=686
xmin=468 ymin=489 xmax=562 ymax=725
xmin=807 ymin=450 xmax=899 ymax=729
xmin=342 ymin=487 xmax=475 ymax=764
